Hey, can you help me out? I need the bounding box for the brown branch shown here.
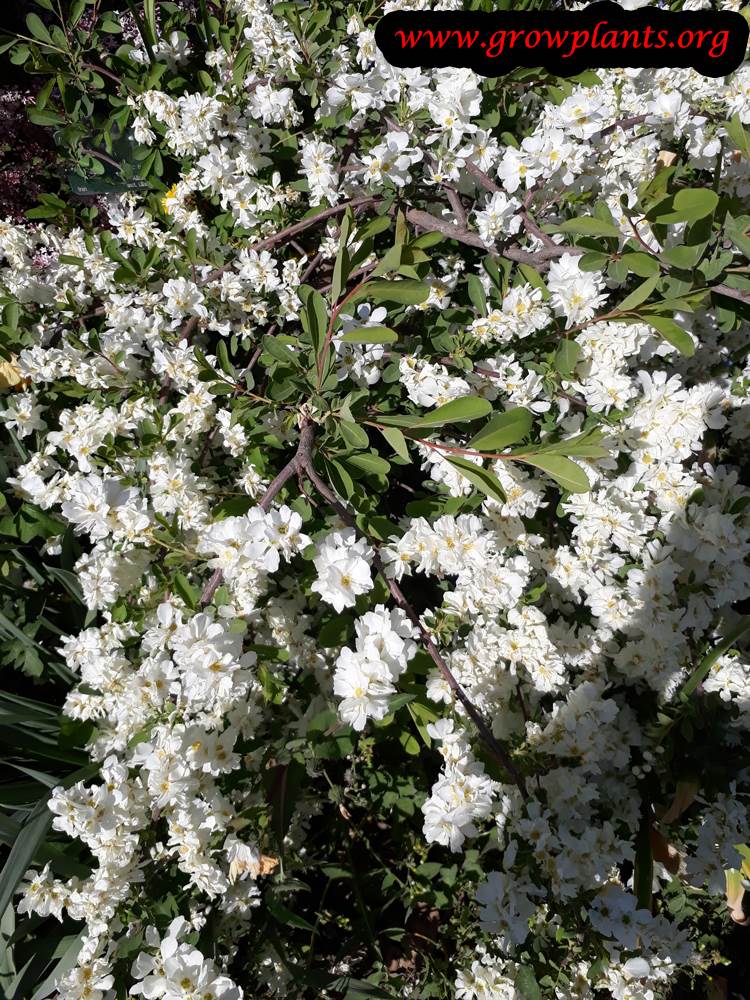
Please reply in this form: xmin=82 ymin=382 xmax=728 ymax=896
xmin=444 ymin=185 xmax=467 ymax=228
xmin=250 ymin=198 xmax=381 ymax=255
xmin=178 ymin=315 xmax=200 ymax=342
xmin=404 ymin=208 xmax=583 ymax=266
xmin=300 ymin=251 xmax=324 ymax=285
xmin=711 ymin=283 xmax=750 ymax=306
xmin=463 ymin=162 xmax=559 ymax=250
xmin=82 ymin=62 xmax=124 ymax=87
xmin=338 ymin=128 xmax=360 ymax=173
xmin=596 ymin=114 xmax=648 ymax=140
xmin=206 ymin=197 xmax=382 ymax=285
xmin=198 ymin=568 xmax=224 ymax=607
xmin=81 ymin=146 xmax=121 ymax=171
xmin=464 ymin=159 xmax=501 ymax=195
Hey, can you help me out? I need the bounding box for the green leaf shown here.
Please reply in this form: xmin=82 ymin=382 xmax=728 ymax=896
xmin=378 ymin=425 xmax=410 ymax=461
xmin=680 ymin=616 xmax=750 ymax=700
xmin=633 ymin=809 xmax=653 ymax=910
xmin=263 ymin=336 xmax=300 ymax=367
xmin=216 ymin=340 xmax=235 ymax=377
xmin=578 ymin=251 xmax=609 ymax=271
xmin=640 ymin=314 xmax=695 ymax=357
xmin=371 ymin=245 xmax=403 ymax=278
xmin=143 ymin=0 xmax=158 ymax=47
xmin=339 ymin=326 xmax=397 ymax=344
xmin=267 ymin=900 xmax=316 ymax=933
xmin=660 ymin=243 xmax=707 ymax=270
xmin=518 ymin=263 xmax=549 ymax=297
xmin=515 ymin=968 xmax=542 ymax=1000
xmin=399 ymin=729 xmax=420 ymax=755
xmin=332 ymin=211 xmax=353 ymax=302
xmin=409 ymin=396 xmax=492 ymax=429
xmin=466 ymin=274 xmax=487 ymax=314
xmin=173 ymin=573 xmax=198 ymax=610
xmin=672 ymin=187 xmax=719 ymax=221
xmin=300 ymin=287 xmax=328 ymax=357
xmin=26 ymin=13 xmax=52 ymax=42
xmin=27 ymin=108 xmax=64 ymax=127
xmin=445 ymin=457 xmax=506 ymax=504
xmin=325 ymin=458 xmax=355 ymax=500
xmin=623 ymin=252 xmax=660 ymax=278
xmin=469 ymin=407 xmax=532 ymax=451
xmin=350 ymin=279 xmax=430 ymax=305
xmin=338 ymin=421 xmax=370 ymax=451
xmin=268 ymin=760 xmax=306 ymax=850
xmin=35 ymin=78 xmax=55 ymax=112
xmin=0 ymin=795 xmax=51 ymax=919
xmin=552 ymin=217 xmax=621 ymax=238
xmin=518 ymin=454 xmax=590 ymax=493
xmin=320 ymin=865 xmax=353 ymax=879
xmin=726 ymin=114 xmax=750 ymax=161
xmin=554 ymin=339 xmax=582 ymax=377
xmin=406 ymin=699 xmax=438 ymax=748
xmin=0 ymin=610 xmax=45 ymax=654
xmin=533 ymin=429 xmax=609 ymax=459
xmin=29 ymin=931 xmax=85 ymax=1000
xmin=618 ymin=272 xmax=660 ymax=312
xmin=346 ymin=453 xmax=390 ymax=476
xmin=650 ymin=188 xmax=719 ymax=224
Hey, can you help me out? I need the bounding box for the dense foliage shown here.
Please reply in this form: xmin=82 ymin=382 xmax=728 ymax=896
xmin=1 ymin=0 xmax=750 ymax=997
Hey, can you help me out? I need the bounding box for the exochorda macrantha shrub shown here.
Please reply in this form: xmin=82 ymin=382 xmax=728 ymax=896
xmin=2 ymin=0 xmax=750 ymax=997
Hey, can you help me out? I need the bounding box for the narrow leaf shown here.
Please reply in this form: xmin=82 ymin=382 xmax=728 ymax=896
xmin=410 ymin=396 xmax=491 ymax=429
xmin=618 ymin=272 xmax=660 ymax=311
xmin=378 ymin=426 xmax=410 ymax=461
xmin=350 ymin=279 xmax=430 ymax=305
xmin=339 ymin=326 xmax=397 ymax=345
xmin=553 ymin=217 xmax=621 ymax=238
xmin=518 ymin=454 xmax=591 ymax=493
xmin=641 ymin=314 xmax=695 ymax=357
xmin=445 ymin=457 xmax=506 ymax=503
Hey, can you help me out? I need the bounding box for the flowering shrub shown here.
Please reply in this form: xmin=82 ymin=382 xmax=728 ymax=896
xmin=2 ymin=0 xmax=750 ymax=997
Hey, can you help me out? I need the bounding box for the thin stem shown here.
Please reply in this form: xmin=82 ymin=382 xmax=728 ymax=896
xmin=81 ymin=62 xmax=124 ymax=87
xmin=300 ymin=251 xmax=324 ymax=285
xmin=81 ymin=147 xmax=121 ymax=171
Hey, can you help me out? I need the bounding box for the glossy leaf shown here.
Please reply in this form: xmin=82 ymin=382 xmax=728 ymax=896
xmin=519 ymin=454 xmax=591 ymax=493
xmin=469 ymin=407 xmax=532 ymax=451
xmin=445 ymin=457 xmax=506 ymax=503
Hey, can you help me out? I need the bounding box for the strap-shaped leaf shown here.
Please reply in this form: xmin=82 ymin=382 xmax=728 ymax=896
xmin=349 ymin=279 xmax=430 ymax=305
xmin=551 ymin=217 xmax=621 ymax=238
xmin=339 ymin=326 xmax=397 ymax=344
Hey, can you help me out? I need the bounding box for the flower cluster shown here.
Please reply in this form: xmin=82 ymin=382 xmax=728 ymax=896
xmin=2 ymin=0 xmax=750 ymax=998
